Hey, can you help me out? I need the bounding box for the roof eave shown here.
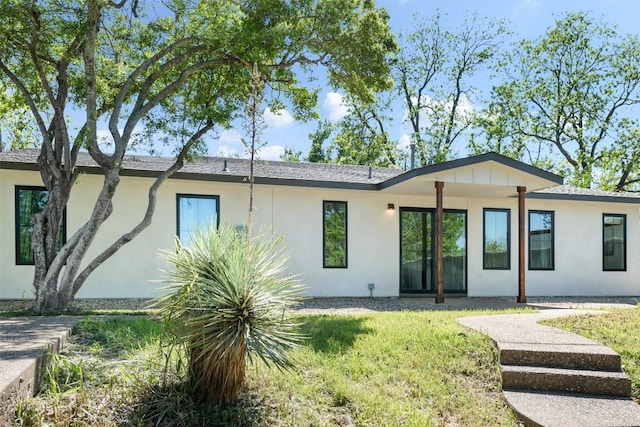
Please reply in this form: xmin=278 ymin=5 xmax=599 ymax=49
xmin=527 ymin=192 xmax=640 ymax=204
xmin=0 ymin=161 xmax=40 ymax=171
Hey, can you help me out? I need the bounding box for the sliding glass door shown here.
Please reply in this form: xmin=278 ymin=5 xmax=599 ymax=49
xmin=400 ymin=208 xmax=467 ymax=294
xmin=400 ymin=210 xmax=434 ymax=292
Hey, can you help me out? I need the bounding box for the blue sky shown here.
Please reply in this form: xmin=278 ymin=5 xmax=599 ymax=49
xmin=97 ymin=0 xmax=637 ymax=161
xmin=204 ymin=0 xmax=639 ymax=162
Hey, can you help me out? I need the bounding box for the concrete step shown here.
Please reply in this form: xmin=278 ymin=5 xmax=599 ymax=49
xmin=501 ymin=365 xmax=631 ymax=397
xmin=503 ymin=390 xmax=640 ymax=427
xmin=0 ymin=317 xmax=79 ymax=426
xmin=499 ymin=343 xmax=622 ymax=372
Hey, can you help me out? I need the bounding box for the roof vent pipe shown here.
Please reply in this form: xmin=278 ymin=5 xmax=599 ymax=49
xmin=368 ymin=166 xmax=372 ymax=179
xmin=223 ymin=159 xmax=229 ymax=172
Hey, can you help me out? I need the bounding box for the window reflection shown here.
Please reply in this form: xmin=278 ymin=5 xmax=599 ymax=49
xmin=177 ymin=195 xmax=219 ymax=246
xmin=529 ymin=211 xmax=554 ymax=270
xmin=323 ymin=201 xmax=347 ymax=268
xmin=603 ymin=214 xmax=626 ymax=271
xmin=15 ymin=186 xmax=66 ymax=265
xmin=483 ymin=209 xmax=510 ymax=269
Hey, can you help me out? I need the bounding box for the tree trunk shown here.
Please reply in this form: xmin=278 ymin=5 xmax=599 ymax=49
xmin=32 ymin=178 xmax=72 ymax=311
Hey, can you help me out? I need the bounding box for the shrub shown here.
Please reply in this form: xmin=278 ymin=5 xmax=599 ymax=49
xmin=155 ymin=224 xmax=305 ymax=406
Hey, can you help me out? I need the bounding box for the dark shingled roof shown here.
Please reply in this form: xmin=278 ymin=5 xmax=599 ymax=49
xmin=527 ymin=185 xmax=640 ymax=204
xmin=2 ymin=149 xmax=640 ymax=203
xmin=0 ymin=148 xmax=402 ymax=189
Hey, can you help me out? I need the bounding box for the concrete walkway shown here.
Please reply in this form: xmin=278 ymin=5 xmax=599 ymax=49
xmin=0 ymin=316 xmax=79 ymax=425
xmin=458 ymin=309 xmax=640 ymax=427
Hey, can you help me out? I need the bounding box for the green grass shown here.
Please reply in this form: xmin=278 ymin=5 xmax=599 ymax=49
xmin=545 ymin=307 xmax=640 ymax=402
xmin=15 ymin=311 xmax=524 ymax=426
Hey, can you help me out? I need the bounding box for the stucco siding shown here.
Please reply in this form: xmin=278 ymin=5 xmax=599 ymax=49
xmin=466 ymin=198 xmax=639 ymax=297
xmin=524 ymin=199 xmax=639 ymax=296
xmin=271 ymin=188 xmax=399 ymax=297
xmin=1 ymin=168 xmax=638 ymax=299
xmin=1 ymin=171 xmax=404 ymax=298
xmin=466 ymin=198 xmax=519 ymax=297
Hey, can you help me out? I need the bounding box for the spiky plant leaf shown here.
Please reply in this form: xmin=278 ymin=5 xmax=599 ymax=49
xmin=155 ymin=224 xmax=305 ymax=405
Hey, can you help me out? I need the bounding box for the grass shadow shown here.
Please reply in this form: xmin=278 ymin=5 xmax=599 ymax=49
xmin=299 ymin=314 xmax=373 ymax=354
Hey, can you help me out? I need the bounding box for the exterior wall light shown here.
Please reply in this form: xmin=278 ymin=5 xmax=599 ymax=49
xmin=387 ymin=203 xmax=395 ymax=210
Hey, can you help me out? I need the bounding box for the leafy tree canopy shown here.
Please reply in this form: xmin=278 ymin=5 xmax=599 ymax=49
xmin=474 ymin=11 xmax=640 ymax=190
xmin=395 ymin=11 xmax=509 ymax=165
xmin=316 ymin=11 xmax=508 ymax=169
xmin=0 ymin=0 xmax=396 ymax=311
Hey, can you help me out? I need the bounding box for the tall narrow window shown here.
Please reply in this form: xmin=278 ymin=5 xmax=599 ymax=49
xmin=177 ymin=194 xmax=219 ymax=246
xmin=529 ymin=210 xmax=554 ymax=270
xmin=483 ymin=208 xmax=510 ymax=270
xmin=323 ymin=201 xmax=347 ymax=268
xmin=15 ymin=186 xmax=66 ymax=265
xmin=603 ymin=214 xmax=626 ymax=271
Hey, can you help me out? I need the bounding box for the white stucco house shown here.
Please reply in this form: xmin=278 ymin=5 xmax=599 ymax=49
xmin=1 ymin=149 xmax=639 ymax=301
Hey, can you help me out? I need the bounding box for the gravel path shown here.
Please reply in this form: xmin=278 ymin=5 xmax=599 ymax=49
xmin=1 ymin=296 xmax=637 ymax=315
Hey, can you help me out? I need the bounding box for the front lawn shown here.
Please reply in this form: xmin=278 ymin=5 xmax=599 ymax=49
xmin=545 ymin=307 xmax=640 ymax=403
xmin=15 ymin=311 xmax=522 ymax=426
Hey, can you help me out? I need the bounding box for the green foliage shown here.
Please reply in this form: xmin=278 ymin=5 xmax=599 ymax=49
xmin=0 ymin=0 xmax=395 ymax=311
xmin=0 ymin=85 xmax=39 ymax=149
xmin=279 ymin=147 xmax=302 ymax=162
xmin=329 ymin=95 xmax=400 ymax=167
xmin=155 ymin=224 xmax=305 ymax=406
xmin=307 ymin=119 xmax=334 ymax=163
xmin=479 ymin=11 xmax=640 ymax=190
xmin=323 ymin=11 xmax=508 ymax=168
xmin=43 ymin=354 xmax=85 ymax=396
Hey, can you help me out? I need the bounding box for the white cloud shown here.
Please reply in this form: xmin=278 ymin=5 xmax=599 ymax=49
xmin=398 ymin=133 xmax=412 ymax=149
xmin=219 ymin=129 xmax=242 ymax=144
xmin=452 ymin=93 xmax=475 ymax=118
xmin=257 ymin=145 xmax=285 ymax=161
xmin=96 ymin=129 xmax=114 ymax=150
xmin=323 ymin=92 xmax=350 ymax=122
xmin=263 ymin=107 xmax=294 ymax=128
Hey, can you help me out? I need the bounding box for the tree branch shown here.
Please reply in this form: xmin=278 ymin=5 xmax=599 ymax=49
xmin=117 ymin=57 xmax=242 ymax=155
xmin=72 ymin=121 xmax=215 ymax=294
xmin=0 ymin=60 xmax=50 ymax=140
xmin=109 ymin=37 xmax=198 ymax=135
xmin=28 ymin=10 xmax=58 ymax=109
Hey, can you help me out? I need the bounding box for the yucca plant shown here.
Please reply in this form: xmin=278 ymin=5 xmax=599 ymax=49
xmin=155 ymin=224 xmax=305 ymax=406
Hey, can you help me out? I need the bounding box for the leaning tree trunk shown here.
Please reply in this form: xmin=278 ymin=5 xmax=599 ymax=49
xmin=32 ymin=168 xmax=120 ymax=311
xmin=32 ymin=181 xmax=71 ymax=311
